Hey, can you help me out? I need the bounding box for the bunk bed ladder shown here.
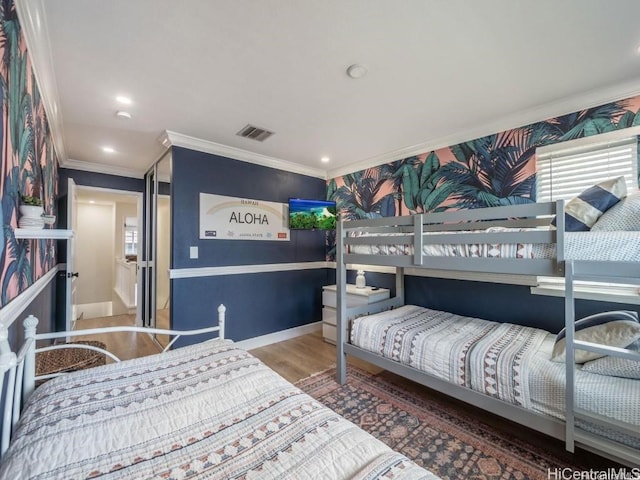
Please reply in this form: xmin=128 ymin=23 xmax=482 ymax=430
xmin=564 ymin=260 xmax=576 ymax=453
xmin=565 ymin=259 xmax=640 ymax=464
xmin=554 ymin=200 xmax=565 ymax=275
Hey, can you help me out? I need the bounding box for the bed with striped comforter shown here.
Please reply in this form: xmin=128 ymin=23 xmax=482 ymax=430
xmin=350 ymin=305 xmax=640 ymax=448
xmin=0 ymin=340 xmax=437 ymax=480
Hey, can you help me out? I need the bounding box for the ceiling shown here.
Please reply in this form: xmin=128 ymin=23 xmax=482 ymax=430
xmin=22 ymin=0 xmax=640 ymax=179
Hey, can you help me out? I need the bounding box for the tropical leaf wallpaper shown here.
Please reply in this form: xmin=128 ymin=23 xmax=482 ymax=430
xmin=327 ymin=95 xmax=640 ymax=260
xmin=0 ymin=0 xmax=58 ymax=308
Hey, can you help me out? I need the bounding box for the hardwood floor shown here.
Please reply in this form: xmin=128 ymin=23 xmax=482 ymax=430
xmin=71 ymin=318 xmax=364 ymax=382
xmin=250 ymin=330 xmax=381 ymax=383
xmin=73 ymin=314 xmax=162 ymax=361
xmin=155 ymin=308 xmax=171 ymax=348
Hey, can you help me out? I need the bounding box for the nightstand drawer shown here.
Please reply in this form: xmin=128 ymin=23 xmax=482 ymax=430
xmin=322 ymin=291 xmax=386 ymax=308
xmin=322 ymin=307 xmax=336 ymax=326
xmin=322 ymin=323 xmax=336 ymax=344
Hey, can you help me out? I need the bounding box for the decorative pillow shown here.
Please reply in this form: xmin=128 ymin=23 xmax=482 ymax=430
xmin=591 ymin=191 xmax=640 ymax=231
xmin=551 ymin=310 xmax=640 ymax=363
xmin=582 ymin=340 xmax=640 ymax=379
xmin=552 ymin=176 xmax=627 ymax=231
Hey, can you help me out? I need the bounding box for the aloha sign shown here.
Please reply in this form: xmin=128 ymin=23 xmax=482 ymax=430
xmin=199 ymin=193 xmax=290 ymax=241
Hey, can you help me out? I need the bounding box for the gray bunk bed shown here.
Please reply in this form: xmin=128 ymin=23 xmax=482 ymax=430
xmin=335 ymin=200 xmax=640 ymax=466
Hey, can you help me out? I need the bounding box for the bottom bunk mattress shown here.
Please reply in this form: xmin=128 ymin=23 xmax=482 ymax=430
xmin=1 ymin=339 xmax=437 ymax=480
xmin=350 ymin=305 xmax=640 ymax=448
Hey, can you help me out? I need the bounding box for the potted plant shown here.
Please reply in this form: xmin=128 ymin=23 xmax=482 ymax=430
xmin=20 ymin=194 xmax=44 ymax=226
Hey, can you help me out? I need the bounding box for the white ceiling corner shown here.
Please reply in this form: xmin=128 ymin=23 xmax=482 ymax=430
xmin=162 ymin=131 xmax=327 ymax=179
xmin=327 ymin=78 xmax=640 ymax=179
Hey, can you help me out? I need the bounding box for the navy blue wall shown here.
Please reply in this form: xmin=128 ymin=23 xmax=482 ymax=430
xmin=170 ymin=147 xmax=329 ymax=343
xmin=58 ymin=168 xmax=145 ymax=195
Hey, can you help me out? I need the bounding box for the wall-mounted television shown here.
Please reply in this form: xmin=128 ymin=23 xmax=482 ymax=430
xmin=289 ymin=198 xmax=337 ymax=230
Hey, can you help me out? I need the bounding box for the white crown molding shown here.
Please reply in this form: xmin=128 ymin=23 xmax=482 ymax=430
xmin=326 ymin=80 xmax=640 ymax=179
xmin=161 ymin=131 xmax=327 ymax=180
xmin=0 ymin=265 xmax=60 ymax=329
xmin=170 ymin=261 xmax=330 ymax=279
xmin=15 ymin=0 xmax=68 ymax=164
xmin=62 ymin=158 xmax=145 ymax=179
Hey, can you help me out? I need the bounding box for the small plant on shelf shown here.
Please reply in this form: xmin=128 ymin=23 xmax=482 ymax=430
xmin=21 ymin=194 xmax=42 ymax=206
xmin=19 ymin=193 xmax=45 ymax=229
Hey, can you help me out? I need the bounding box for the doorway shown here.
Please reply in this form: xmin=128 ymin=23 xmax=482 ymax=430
xmin=70 ymin=187 xmax=143 ymax=330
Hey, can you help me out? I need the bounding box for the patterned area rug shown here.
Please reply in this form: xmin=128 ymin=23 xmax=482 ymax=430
xmin=295 ymin=366 xmax=612 ymax=480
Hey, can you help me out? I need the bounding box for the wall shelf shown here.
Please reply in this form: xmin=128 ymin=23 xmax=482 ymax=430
xmin=14 ymin=229 xmax=73 ymax=239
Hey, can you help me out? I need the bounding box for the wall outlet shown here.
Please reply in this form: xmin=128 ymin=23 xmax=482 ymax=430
xmin=189 ymin=246 xmax=198 ymax=259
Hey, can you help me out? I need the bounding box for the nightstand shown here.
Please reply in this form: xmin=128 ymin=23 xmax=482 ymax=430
xmin=321 ymin=284 xmax=390 ymax=344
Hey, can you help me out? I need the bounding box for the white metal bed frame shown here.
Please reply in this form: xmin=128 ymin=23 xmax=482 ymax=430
xmin=335 ymin=200 xmax=640 ymax=466
xmin=0 ymin=304 xmax=226 ymax=460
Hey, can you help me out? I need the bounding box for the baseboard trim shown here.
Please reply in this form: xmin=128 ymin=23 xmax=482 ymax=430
xmin=235 ymin=321 xmax=321 ymax=351
xmin=1 ymin=265 xmax=60 ymax=329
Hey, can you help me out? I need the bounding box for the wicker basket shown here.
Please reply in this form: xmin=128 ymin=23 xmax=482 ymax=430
xmin=36 ymin=341 xmax=107 ymax=377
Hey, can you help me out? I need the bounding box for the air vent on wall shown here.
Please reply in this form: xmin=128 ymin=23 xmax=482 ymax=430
xmin=236 ymin=124 xmax=275 ymax=142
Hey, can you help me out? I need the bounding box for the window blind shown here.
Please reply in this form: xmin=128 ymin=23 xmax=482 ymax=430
xmin=536 ymin=137 xmax=638 ymax=202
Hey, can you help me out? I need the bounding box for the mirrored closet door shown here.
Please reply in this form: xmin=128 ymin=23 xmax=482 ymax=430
xmin=142 ymin=151 xmax=171 ymax=346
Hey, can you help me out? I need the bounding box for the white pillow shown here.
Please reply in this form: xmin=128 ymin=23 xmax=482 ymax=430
xmin=551 ymin=311 xmax=640 ymax=363
xmin=582 ymin=340 xmax=640 ymax=379
xmin=591 ymin=192 xmax=640 ymax=231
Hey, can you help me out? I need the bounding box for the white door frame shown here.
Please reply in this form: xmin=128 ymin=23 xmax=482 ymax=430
xmin=69 ymin=185 xmax=144 ymax=326
xmin=65 ymin=178 xmax=77 ymax=334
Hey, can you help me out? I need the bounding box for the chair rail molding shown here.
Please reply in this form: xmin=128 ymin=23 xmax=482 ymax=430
xmin=169 ymin=261 xmax=331 ymax=279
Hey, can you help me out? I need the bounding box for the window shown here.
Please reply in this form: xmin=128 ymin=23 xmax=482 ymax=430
xmin=536 ymin=136 xmax=638 ymax=203
xmin=533 ymin=128 xmax=640 ymax=303
xmin=124 ymin=216 xmax=138 ymax=256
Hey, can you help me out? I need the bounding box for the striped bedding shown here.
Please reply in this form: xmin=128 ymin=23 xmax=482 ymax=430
xmin=348 ymin=230 xmax=640 ymax=261
xmin=351 ymin=305 xmax=640 ymax=448
xmin=0 ymin=340 xmax=437 ymax=480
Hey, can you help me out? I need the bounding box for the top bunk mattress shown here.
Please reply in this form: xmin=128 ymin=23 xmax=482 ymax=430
xmin=347 ymin=229 xmax=640 ymax=262
xmin=1 ymin=339 xmax=437 ymax=480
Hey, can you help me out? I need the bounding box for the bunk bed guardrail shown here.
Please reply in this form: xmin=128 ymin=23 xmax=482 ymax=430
xmin=339 ymin=200 xmax=565 ymax=276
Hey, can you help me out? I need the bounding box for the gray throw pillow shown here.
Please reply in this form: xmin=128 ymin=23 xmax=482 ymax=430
xmin=582 ymin=340 xmax=640 ymax=379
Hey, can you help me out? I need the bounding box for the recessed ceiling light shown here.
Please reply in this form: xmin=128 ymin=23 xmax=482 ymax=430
xmin=116 ymin=95 xmax=132 ymax=105
xmin=321 ymin=156 xmax=330 ymax=163
xmin=637 ymin=45 xmax=640 ymax=54
xmin=89 ymin=200 xmax=95 ymax=204
xmin=102 ymin=146 xmax=115 ymax=153
xmin=346 ymin=64 xmax=367 ymax=79
xmin=116 ymin=111 xmax=132 ymax=119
